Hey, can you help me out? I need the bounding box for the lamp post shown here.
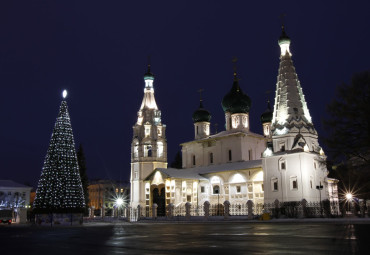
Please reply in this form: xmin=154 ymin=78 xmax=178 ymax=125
xmin=316 ymin=183 xmax=323 ymax=216
xmin=345 ymin=193 xmax=352 ymax=214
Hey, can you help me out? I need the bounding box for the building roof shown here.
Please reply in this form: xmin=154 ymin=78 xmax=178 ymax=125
xmin=146 ymin=160 xmax=262 ymax=181
xmin=181 ymin=129 xmax=265 ymax=146
xmin=271 ymin=26 xmax=316 ymax=137
xmin=0 ymin=180 xmax=32 ymax=189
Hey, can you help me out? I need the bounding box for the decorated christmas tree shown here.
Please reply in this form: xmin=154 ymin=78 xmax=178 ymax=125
xmin=33 ymin=90 xmax=85 ymax=213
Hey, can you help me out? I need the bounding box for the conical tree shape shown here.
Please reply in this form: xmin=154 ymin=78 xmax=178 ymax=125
xmin=33 ymin=99 xmax=85 ymax=213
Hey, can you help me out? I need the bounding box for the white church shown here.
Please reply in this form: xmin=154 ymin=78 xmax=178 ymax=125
xmin=130 ymin=26 xmax=339 ymax=215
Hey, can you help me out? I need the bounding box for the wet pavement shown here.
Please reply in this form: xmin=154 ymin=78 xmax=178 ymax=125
xmin=1 ymin=221 xmax=369 ymax=254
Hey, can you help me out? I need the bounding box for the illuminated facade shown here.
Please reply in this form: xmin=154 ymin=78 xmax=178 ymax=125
xmin=131 ymin=27 xmax=338 ymax=212
xmin=262 ymin=26 xmax=337 ymax=203
xmin=141 ymin=69 xmax=267 ymax=213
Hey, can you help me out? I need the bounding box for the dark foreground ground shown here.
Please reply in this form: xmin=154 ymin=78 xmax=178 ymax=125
xmin=1 ymin=221 xmax=369 ymax=255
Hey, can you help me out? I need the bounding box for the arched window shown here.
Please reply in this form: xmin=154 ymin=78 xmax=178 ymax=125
xmin=133 ymin=142 xmax=139 ymax=158
xmin=144 ymin=145 xmax=152 ymax=157
xmin=213 ymin=185 xmax=220 ymax=194
xmin=157 ymin=141 xmax=163 ymax=158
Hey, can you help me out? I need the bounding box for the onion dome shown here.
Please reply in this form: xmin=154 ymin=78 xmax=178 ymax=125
xmin=261 ymin=100 xmax=273 ymax=123
xmin=222 ymin=73 xmax=251 ymax=114
xmin=144 ymin=64 xmax=154 ymax=80
xmin=278 ymin=25 xmax=291 ymax=45
xmin=192 ymin=101 xmax=211 ymax=123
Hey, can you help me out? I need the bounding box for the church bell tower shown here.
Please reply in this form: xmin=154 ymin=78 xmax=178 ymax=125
xmin=130 ymin=63 xmax=167 ymax=208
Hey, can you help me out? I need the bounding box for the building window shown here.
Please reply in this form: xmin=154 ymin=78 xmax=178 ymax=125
xmin=213 ymin=185 xmax=220 ymax=194
xmin=280 ymin=143 xmax=285 ymax=152
xmin=314 ymin=161 xmax=317 ymax=169
xmin=228 ymin=150 xmax=232 ymax=161
xmin=248 ymin=149 xmax=253 ymax=160
xmin=192 ymin=155 xmax=196 ymax=166
xmin=157 ymin=141 xmax=164 ymax=158
xmin=201 ymin=186 xmax=205 ymax=193
xmin=280 ymin=161 xmax=286 ymax=170
xmin=310 ymin=179 xmax=313 ymax=189
xmin=236 ymin=185 xmax=241 ymax=193
xmin=271 ymin=178 xmax=278 ymax=191
xmin=290 ymin=176 xmax=298 ymax=190
xmin=187 ymin=195 xmax=191 ymax=202
xmin=196 ymin=126 xmax=199 ymax=135
xmin=209 ymin=153 xmax=213 ymax=164
xmin=261 ymin=184 xmax=264 ymax=192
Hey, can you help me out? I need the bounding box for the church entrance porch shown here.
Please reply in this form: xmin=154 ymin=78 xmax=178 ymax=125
xmin=151 ymin=186 xmax=166 ymax=217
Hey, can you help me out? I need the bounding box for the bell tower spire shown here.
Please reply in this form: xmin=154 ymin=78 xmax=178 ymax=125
xmin=271 ymin=22 xmax=319 ymax=153
xmin=130 ymin=61 xmax=167 ymax=208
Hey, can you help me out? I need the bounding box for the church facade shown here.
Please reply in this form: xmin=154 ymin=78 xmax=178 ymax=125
xmin=130 ymin=27 xmax=338 ymax=214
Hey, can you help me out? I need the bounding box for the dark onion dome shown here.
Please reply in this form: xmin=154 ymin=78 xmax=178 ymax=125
xmin=144 ymin=64 xmax=154 ymax=80
xmin=261 ymin=100 xmax=273 ymax=123
xmin=278 ymin=25 xmax=291 ymax=45
xmin=221 ymin=73 xmax=251 ymax=114
xmin=192 ymin=101 xmax=211 ymax=123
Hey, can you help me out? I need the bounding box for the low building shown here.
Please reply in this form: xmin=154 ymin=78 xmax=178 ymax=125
xmin=88 ymin=180 xmax=129 ymax=216
xmin=0 ymin=180 xmax=32 ymax=223
xmin=0 ymin=180 xmax=32 ymax=208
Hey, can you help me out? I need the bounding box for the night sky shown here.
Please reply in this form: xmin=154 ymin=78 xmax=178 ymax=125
xmin=1 ymin=1 xmax=369 ymax=188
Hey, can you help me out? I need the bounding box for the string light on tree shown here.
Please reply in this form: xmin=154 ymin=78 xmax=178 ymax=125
xmin=33 ymin=90 xmax=85 ymax=213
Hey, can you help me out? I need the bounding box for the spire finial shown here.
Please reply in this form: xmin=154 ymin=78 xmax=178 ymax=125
xmin=280 ymin=13 xmax=286 ymax=31
xmin=198 ymin=88 xmax=204 ymax=107
xmin=147 ymin=55 xmax=151 ymax=72
xmin=232 ymin=56 xmax=238 ymax=78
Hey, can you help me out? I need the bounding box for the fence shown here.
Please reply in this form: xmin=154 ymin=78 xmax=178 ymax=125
xmin=84 ymin=199 xmax=369 ymax=222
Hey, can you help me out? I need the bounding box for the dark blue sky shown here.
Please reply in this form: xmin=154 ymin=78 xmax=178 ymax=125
xmin=1 ymin=1 xmax=369 ymax=188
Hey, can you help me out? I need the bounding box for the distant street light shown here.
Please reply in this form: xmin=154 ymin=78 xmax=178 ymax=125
xmin=116 ymin=198 xmax=124 ymax=206
xmin=345 ymin=193 xmax=353 ymax=213
xmin=345 ymin=193 xmax=352 ymax=200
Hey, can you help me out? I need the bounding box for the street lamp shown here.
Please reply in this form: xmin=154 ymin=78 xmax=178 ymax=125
xmin=316 ymin=183 xmax=323 ymax=216
xmin=115 ymin=197 xmax=124 ymax=218
xmin=345 ymin=193 xmax=353 ymax=213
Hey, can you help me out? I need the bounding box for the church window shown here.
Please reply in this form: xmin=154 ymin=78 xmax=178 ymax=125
xmin=261 ymin=184 xmax=264 ymax=192
xmin=228 ymin=150 xmax=232 ymax=161
xmin=248 ymin=149 xmax=253 ymax=160
xmin=144 ymin=125 xmax=151 ymax=137
xmin=192 ymin=155 xmax=196 ymax=166
xmin=187 ymin=195 xmax=191 ymax=202
xmin=196 ymin=126 xmax=199 ymax=135
xmin=314 ymin=161 xmax=317 ymax=169
xmin=201 ymin=186 xmax=205 ymax=193
xmin=157 ymin=142 xmax=163 ymax=158
xmin=280 ymin=145 xmax=285 ymax=151
xmin=145 ymin=145 xmax=152 ymax=157
xmin=271 ymin=178 xmax=278 ymax=191
xmin=157 ymin=127 xmax=162 ymax=137
xmin=290 ymin=176 xmax=298 ymax=190
xmin=310 ymin=176 xmax=313 ymax=189
xmin=236 ymin=185 xmax=241 ymax=193
xmin=280 ymin=161 xmax=286 ymax=170
xmin=213 ymin=185 xmax=220 ymax=194
xmin=209 ymin=153 xmax=213 ymax=164
xmin=133 ymin=142 xmax=139 ymax=158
